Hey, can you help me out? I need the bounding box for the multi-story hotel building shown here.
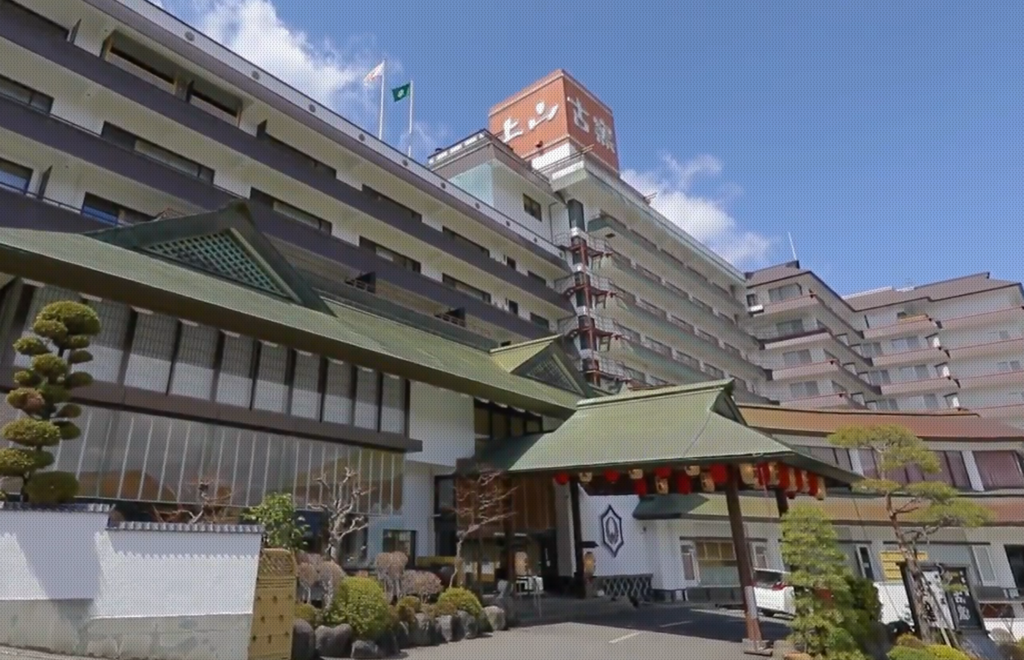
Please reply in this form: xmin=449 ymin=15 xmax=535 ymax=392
xmin=747 ymin=261 xmax=1024 ymax=428
xmin=0 ymin=0 xmax=600 ymax=567
xmin=430 ymin=70 xmax=769 ymax=400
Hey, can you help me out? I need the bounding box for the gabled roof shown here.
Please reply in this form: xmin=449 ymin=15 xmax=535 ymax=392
xmin=472 ymin=380 xmax=858 ymax=483
xmin=0 ymin=213 xmax=583 ymax=417
xmin=490 ymin=336 xmax=589 ymax=397
xmin=86 ymin=201 xmax=334 ymax=314
xmin=738 ymin=404 xmax=1024 ymax=441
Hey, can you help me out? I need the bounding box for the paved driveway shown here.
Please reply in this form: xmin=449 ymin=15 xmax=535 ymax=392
xmin=403 ymin=605 xmax=790 ymax=660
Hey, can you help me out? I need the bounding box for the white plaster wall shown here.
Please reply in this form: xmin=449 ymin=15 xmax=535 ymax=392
xmin=407 ymin=382 xmax=475 ymax=468
xmin=576 ymin=492 xmax=653 ymax=577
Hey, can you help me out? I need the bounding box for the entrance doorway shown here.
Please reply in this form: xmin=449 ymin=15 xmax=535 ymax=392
xmin=1006 ymin=546 xmax=1024 ymax=590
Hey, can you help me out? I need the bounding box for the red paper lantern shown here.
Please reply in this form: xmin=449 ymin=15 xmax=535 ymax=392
xmin=710 ymin=464 xmax=728 ymax=485
xmin=675 ymin=473 xmax=692 ymax=494
xmin=756 ymin=463 xmax=771 ymax=488
xmin=795 ymin=470 xmax=806 ymax=493
xmin=787 ymin=491 xmax=796 ymax=500
xmin=633 ymin=478 xmax=648 ymax=496
xmin=553 ymin=472 xmax=570 ymax=486
xmin=778 ymin=466 xmax=792 ymax=492
xmin=808 ymin=474 xmax=820 ymax=497
xmin=653 ymin=466 xmax=673 ymax=479
xmin=604 ymin=469 xmax=621 ymax=484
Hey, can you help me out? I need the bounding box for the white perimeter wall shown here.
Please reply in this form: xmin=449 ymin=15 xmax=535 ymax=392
xmin=0 ymin=508 xmax=261 ymax=660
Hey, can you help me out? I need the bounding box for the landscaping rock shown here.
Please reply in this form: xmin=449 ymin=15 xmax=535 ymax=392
xmin=376 ymin=630 xmax=399 ymax=657
xmin=315 ymin=623 xmax=353 ymax=658
xmin=291 ymin=619 xmax=315 ymax=660
xmin=394 ymin=621 xmax=411 ymax=649
xmin=457 ymin=610 xmax=479 ymax=640
xmin=483 ymin=605 xmax=507 ymax=632
xmin=436 ymin=614 xmax=463 ymax=643
xmin=410 ymin=613 xmax=434 ymax=647
xmin=350 ymin=639 xmax=382 ymax=658
xmin=489 ymin=595 xmax=519 ymax=627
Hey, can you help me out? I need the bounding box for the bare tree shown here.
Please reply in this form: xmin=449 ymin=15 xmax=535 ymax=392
xmin=311 ymin=467 xmax=372 ymax=566
xmin=449 ymin=468 xmax=517 ymax=588
xmin=152 ymin=477 xmax=236 ymax=524
xmin=374 ymin=551 xmax=408 ymax=603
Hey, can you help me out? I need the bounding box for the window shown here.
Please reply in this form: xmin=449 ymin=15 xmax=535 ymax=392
xmin=258 ymin=129 xmax=336 ymax=178
xmin=776 ymin=319 xmax=805 ymax=336
xmin=768 ymin=283 xmax=802 ymax=303
xmin=670 ymin=316 xmax=695 ymax=334
xmin=783 ymin=349 xmax=814 ymax=367
xmin=169 ymin=323 xmax=218 ymax=399
xmin=530 ymin=313 xmax=550 ymax=330
xmin=290 ymin=352 xmax=322 ymax=420
xmin=81 ymin=194 xmax=152 ymax=226
xmin=527 ymin=271 xmax=547 ymax=286
xmin=251 ymin=189 xmax=332 ymax=233
xmin=859 ymin=342 xmax=884 ymax=358
xmin=435 ymin=476 xmax=455 ymax=514
xmin=800 ymin=445 xmax=854 ymax=472
xmin=442 ymin=227 xmax=489 ymax=256
xmin=680 ymin=543 xmax=698 ymax=582
xmin=252 ymin=342 xmax=289 ymax=413
xmin=997 ymin=360 xmax=1023 ymax=373
xmin=0 ymin=73 xmax=53 ymax=113
xmin=522 ymin=194 xmax=542 ymax=221
xmin=898 ymin=364 xmax=931 ymax=381
xmin=359 ymin=237 xmax=421 ymax=273
xmin=507 ymin=300 xmax=519 ymax=316
xmin=188 ymin=77 xmax=241 ymax=122
xmin=691 ymin=297 xmax=713 ymax=313
xmin=697 ymin=329 xmax=719 ymax=346
xmin=380 ymin=374 xmax=407 ymax=435
xmin=675 ymin=351 xmax=700 ymax=370
xmin=645 ymin=337 xmax=672 ymax=357
xmin=751 ymin=543 xmax=770 ymax=570
xmin=0 ymin=0 xmax=69 ymax=39
xmin=746 ymin=293 xmax=759 ymax=307
xmin=866 ymin=370 xmax=892 ymax=386
xmin=936 ymin=451 xmax=972 ymax=490
xmin=124 ymin=312 xmax=177 ymax=392
xmin=636 ymin=298 xmax=667 ymax=319
xmin=869 ymin=398 xmax=899 ymax=411
xmin=101 ymin=124 xmax=214 ymax=182
xmin=973 ymin=451 xmax=1024 ymax=490
xmin=790 ymin=381 xmax=820 ymax=398
xmin=856 ymin=546 xmax=876 ymax=581
xmin=921 ymin=394 xmax=940 ymax=410
xmin=442 ymin=274 xmax=491 ymax=304
xmin=703 ymin=364 xmax=725 ymax=379
xmin=215 ymin=334 xmax=256 ymax=408
xmin=353 ymin=367 xmax=381 ymax=430
xmin=363 ymin=185 xmax=422 ymax=222
xmin=322 ymin=360 xmax=355 ymax=425
xmin=383 ymin=530 xmax=418 ymax=564
xmin=0 ymin=157 xmax=32 ymax=194
xmin=87 ymin=300 xmax=131 ymax=383
xmin=891 ymin=336 xmax=922 ymax=352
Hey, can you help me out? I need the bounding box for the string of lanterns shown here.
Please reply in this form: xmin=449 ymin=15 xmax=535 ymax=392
xmin=551 ymin=462 xmax=826 ymax=500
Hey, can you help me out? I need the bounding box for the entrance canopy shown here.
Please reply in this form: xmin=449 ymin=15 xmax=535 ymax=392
xmin=470 ymin=380 xmax=859 ymax=495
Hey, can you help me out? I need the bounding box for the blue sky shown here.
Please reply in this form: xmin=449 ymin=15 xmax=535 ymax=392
xmin=161 ymin=1 xmax=1022 ymax=294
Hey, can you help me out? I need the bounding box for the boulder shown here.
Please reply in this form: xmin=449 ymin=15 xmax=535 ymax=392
xmin=315 ymin=623 xmax=353 ymax=659
xmin=495 ymin=596 xmax=520 ymax=627
xmin=483 ymin=605 xmax=506 ymax=632
xmin=436 ymin=614 xmax=463 ymax=643
xmin=394 ymin=621 xmax=411 ymax=649
xmin=457 ymin=610 xmax=479 ymax=640
xmin=350 ymin=639 xmax=382 ymax=659
xmin=291 ymin=619 xmax=316 ymax=660
xmin=376 ymin=630 xmax=399 ymax=658
xmin=410 ymin=613 xmax=434 ymax=647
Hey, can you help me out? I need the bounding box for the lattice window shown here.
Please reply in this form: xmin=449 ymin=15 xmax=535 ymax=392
xmin=144 ymin=232 xmax=288 ymax=297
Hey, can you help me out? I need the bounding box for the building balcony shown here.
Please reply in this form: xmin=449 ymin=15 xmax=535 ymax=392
xmin=968 ymin=403 xmax=1024 ymax=421
xmin=946 ymin=337 xmax=1024 ymax=361
xmin=755 ymin=293 xmax=861 ymax=339
xmin=781 ymin=392 xmax=869 ymax=409
xmin=880 ymin=375 xmax=959 ymax=397
xmin=771 ymin=359 xmax=878 ymax=398
xmin=956 ymin=370 xmax=1024 ymax=391
xmin=871 ymin=345 xmax=950 ymax=368
xmin=758 ymin=328 xmax=872 ymax=370
xmin=611 ymin=338 xmax=708 ymax=384
xmin=939 ymin=305 xmax=1024 ymax=331
xmin=863 ymin=315 xmax=940 ymax=340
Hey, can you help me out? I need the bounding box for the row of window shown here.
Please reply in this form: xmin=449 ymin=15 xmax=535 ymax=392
xmin=625 ymin=290 xmax=745 ymax=358
xmin=5 ymin=285 xmax=410 ymax=435
xmin=0 ymin=403 xmax=404 ymax=513
xmin=624 ymin=256 xmax=736 ymax=327
xmin=613 ymin=321 xmax=735 ymax=383
xmin=798 ymin=444 xmax=1024 ymax=491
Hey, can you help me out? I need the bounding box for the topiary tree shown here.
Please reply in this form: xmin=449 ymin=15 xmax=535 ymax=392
xmin=781 ymin=505 xmax=867 ymax=660
xmin=243 ymin=492 xmax=309 ymax=551
xmin=0 ymin=300 xmax=100 ymax=504
xmin=829 ymin=425 xmax=992 ymax=645
xmin=437 ymin=586 xmax=483 ymax=619
xmin=320 ymin=576 xmax=391 ymax=640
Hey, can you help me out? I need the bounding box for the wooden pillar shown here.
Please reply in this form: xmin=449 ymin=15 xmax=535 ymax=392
xmin=569 ymin=477 xmax=587 ymax=599
xmin=725 ymin=464 xmax=764 ymax=648
xmin=503 ymin=493 xmax=516 ymax=585
xmin=775 ymin=487 xmax=790 ymax=519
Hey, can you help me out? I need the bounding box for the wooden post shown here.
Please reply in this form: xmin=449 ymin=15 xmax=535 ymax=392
xmin=503 ymin=508 xmax=516 ymax=584
xmin=569 ymin=477 xmax=587 ymax=599
xmin=725 ymin=464 xmax=764 ymax=649
xmin=775 ymin=487 xmax=790 ymax=519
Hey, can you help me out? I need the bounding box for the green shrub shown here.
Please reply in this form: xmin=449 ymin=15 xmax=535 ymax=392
xmin=925 ymin=645 xmax=971 ymax=660
xmin=437 ymin=587 xmax=482 ymax=618
xmin=897 ymin=635 xmax=927 ymax=649
xmin=887 ymin=647 xmax=934 ymax=660
xmin=23 ymin=471 xmax=79 ymax=505
xmin=395 ymin=596 xmax=421 ymax=625
xmin=426 ymin=600 xmax=458 ymax=618
xmin=294 ymin=602 xmax=319 ymax=626
xmin=322 ymin=577 xmax=391 ymax=640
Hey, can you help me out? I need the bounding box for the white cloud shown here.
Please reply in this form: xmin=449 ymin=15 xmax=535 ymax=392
xmin=167 ymin=0 xmax=448 ymax=158
xmin=621 ymin=154 xmax=775 ymax=268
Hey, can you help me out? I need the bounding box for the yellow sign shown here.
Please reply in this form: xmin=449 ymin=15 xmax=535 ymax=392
xmin=879 ymin=550 xmax=928 ymax=582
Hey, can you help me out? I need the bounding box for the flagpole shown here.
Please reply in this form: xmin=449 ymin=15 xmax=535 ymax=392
xmin=406 ymin=80 xmax=414 ymax=158
xmin=377 ymin=60 xmax=386 ymax=141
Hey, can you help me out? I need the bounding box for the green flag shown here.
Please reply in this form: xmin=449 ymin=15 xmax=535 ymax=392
xmin=392 ymin=83 xmax=411 ymax=102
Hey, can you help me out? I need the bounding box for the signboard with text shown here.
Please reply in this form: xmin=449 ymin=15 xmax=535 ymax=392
xmin=488 ymin=69 xmax=620 ymax=172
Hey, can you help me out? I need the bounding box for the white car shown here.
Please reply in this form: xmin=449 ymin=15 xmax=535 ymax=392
xmin=752 ymin=569 xmax=796 ymax=618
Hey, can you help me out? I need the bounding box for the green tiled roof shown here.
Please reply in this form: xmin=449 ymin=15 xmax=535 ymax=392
xmin=490 ymin=336 xmax=560 ymax=372
xmin=474 ymin=380 xmax=860 ymax=482
xmin=0 ymin=227 xmax=582 ymax=416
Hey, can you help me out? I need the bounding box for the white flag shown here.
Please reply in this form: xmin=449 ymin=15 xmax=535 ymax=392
xmin=363 ymin=61 xmax=385 ymax=85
